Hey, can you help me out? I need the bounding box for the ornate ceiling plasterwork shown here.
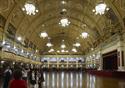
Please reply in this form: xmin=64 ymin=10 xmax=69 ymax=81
xmin=0 ymin=0 xmax=125 ymax=55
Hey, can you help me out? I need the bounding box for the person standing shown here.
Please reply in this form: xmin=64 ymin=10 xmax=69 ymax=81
xmin=38 ymin=69 xmax=44 ymax=88
xmin=9 ymin=69 xmax=27 ymax=88
xmin=29 ymin=70 xmax=37 ymax=88
xmin=3 ymin=66 xmax=12 ymax=88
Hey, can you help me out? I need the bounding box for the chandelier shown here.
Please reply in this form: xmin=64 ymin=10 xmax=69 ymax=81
xmin=72 ymin=48 xmax=77 ymax=52
xmin=61 ymin=44 xmax=66 ymax=48
xmin=22 ymin=1 xmax=38 ymax=15
xmin=73 ymin=42 xmax=81 ymax=47
xmin=93 ymin=2 xmax=109 ymax=15
xmin=49 ymin=48 xmax=54 ymax=52
xmin=81 ymin=32 xmax=89 ymax=38
xmin=59 ymin=18 xmax=70 ymax=27
xmin=40 ymin=32 xmax=48 ymax=38
xmin=46 ymin=42 xmax=53 ymax=47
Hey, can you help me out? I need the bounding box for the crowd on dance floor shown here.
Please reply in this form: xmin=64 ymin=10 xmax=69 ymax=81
xmin=0 ymin=63 xmax=44 ymax=88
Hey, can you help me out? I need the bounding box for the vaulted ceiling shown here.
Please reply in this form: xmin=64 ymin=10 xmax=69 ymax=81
xmin=0 ymin=0 xmax=125 ymax=55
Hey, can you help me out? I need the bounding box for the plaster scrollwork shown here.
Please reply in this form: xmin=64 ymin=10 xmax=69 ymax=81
xmin=0 ymin=0 xmax=14 ymax=12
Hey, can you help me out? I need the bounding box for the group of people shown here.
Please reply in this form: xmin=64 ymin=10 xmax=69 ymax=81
xmin=1 ymin=65 xmax=44 ymax=88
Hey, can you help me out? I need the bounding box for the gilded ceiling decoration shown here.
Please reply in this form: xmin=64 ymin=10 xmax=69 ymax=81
xmin=0 ymin=0 xmax=125 ymax=55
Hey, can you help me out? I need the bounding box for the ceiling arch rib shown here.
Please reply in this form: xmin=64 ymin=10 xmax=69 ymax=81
xmin=105 ymin=0 xmax=125 ymax=30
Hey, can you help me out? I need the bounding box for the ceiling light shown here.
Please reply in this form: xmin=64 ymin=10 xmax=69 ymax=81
xmin=72 ymin=48 xmax=77 ymax=52
xmin=40 ymin=32 xmax=48 ymax=38
xmin=46 ymin=42 xmax=53 ymax=47
xmin=61 ymin=44 xmax=66 ymax=48
xmin=2 ymin=40 xmax=5 ymax=45
xmin=22 ymin=2 xmax=38 ymax=15
xmin=49 ymin=48 xmax=54 ymax=52
xmin=7 ymin=45 xmax=10 ymax=48
xmin=36 ymin=50 xmax=38 ymax=53
xmin=17 ymin=36 xmax=22 ymax=41
xmin=61 ymin=49 xmax=65 ymax=53
xmin=61 ymin=1 xmax=66 ymax=4
xmin=62 ymin=8 xmax=67 ymax=12
xmin=65 ymin=50 xmax=69 ymax=53
xmin=59 ymin=18 xmax=70 ymax=27
xmin=74 ymin=42 xmax=81 ymax=47
xmin=1 ymin=61 xmax=5 ymax=64
xmin=81 ymin=32 xmax=89 ymax=38
xmin=21 ymin=49 xmax=24 ymax=53
xmin=93 ymin=2 xmax=109 ymax=15
xmin=57 ymin=50 xmax=60 ymax=53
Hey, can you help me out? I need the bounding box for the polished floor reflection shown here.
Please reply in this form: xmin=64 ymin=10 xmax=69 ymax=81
xmin=42 ymin=71 xmax=125 ymax=88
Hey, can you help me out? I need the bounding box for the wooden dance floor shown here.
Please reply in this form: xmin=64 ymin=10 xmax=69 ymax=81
xmin=42 ymin=71 xmax=125 ymax=88
xmin=0 ymin=70 xmax=125 ymax=88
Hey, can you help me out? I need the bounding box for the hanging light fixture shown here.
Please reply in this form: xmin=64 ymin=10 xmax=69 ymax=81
xmin=57 ymin=50 xmax=60 ymax=53
xmin=81 ymin=32 xmax=89 ymax=39
xmin=40 ymin=32 xmax=48 ymax=38
xmin=46 ymin=42 xmax=53 ymax=47
xmin=72 ymin=48 xmax=77 ymax=52
xmin=61 ymin=49 xmax=65 ymax=53
xmin=61 ymin=44 xmax=66 ymax=48
xmin=73 ymin=42 xmax=81 ymax=47
xmin=17 ymin=36 xmax=22 ymax=41
xmin=22 ymin=1 xmax=38 ymax=15
xmin=48 ymin=48 xmax=54 ymax=52
xmin=59 ymin=18 xmax=70 ymax=27
xmin=61 ymin=1 xmax=66 ymax=4
xmin=93 ymin=2 xmax=109 ymax=15
xmin=62 ymin=8 xmax=67 ymax=12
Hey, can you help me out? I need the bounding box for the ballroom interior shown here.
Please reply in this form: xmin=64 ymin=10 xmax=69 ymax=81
xmin=0 ymin=0 xmax=125 ymax=88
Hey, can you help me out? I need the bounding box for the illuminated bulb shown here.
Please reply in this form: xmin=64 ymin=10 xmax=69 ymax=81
xmin=22 ymin=2 xmax=38 ymax=15
xmin=17 ymin=37 xmax=22 ymax=41
xmin=7 ymin=45 xmax=10 ymax=48
xmin=93 ymin=3 xmax=109 ymax=15
xmin=72 ymin=48 xmax=77 ymax=52
xmin=49 ymin=48 xmax=54 ymax=52
xmin=46 ymin=42 xmax=53 ymax=47
xmin=21 ymin=49 xmax=24 ymax=53
xmin=59 ymin=18 xmax=70 ymax=27
xmin=40 ymin=32 xmax=48 ymax=38
xmin=13 ymin=62 xmax=15 ymax=65
xmin=61 ymin=44 xmax=66 ymax=48
xmin=74 ymin=42 xmax=81 ymax=47
xmin=65 ymin=50 xmax=68 ymax=53
xmin=57 ymin=50 xmax=60 ymax=53
xmin=61 ymin=50 xmax=65 ymax=53
xmin=62 ymin=8 xmax=67 ymax=12
xmin=1 ymin=61 xmax=5 ymax=64
xmin=2 ymin=41 xmax=5 ymax=45
xmin=81 ymin=32 xmax=89 ymax=38
xmin=36 ymin=50 xmax=38 ymax=53
xmin=61 ymin=1 xmax=66 ymax=4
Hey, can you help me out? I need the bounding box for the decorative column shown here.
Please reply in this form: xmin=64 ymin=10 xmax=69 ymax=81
xmin=97 ymin=50 xmax=103 ymax=70
xmin=117 ymin=45 xmax=125 ymax=71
